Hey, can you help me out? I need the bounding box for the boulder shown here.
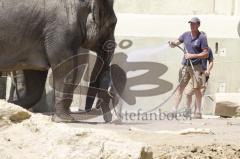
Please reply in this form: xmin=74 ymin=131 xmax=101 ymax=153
xmin=215 ymin=101 xmax=239 ymax=117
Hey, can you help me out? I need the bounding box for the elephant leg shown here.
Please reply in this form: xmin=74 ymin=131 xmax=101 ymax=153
xmin=85 ymin=57 xmax=105 ymax=111
xmin=87 ymin=64 xmax=127 ymax=122
xmin=85 ymin=81 xmax=100 ymax=111
xmin=52 ymin=61 xmax=80 ymax=121
xmin=84 ymin=63 xmax=113 ymax=122
xmin=9 ymin=70 xmax=48 ymax=109
xmin=85 ymin=65 xmax=112 ymax=122
xmin=0 ymin=72 xmax=7 ymax=100
xmin=97 ymin=68 xmax=112 ymax=122
xmin=110 ymin=64 xmax=127 ymax=121
xmin=98 ymin=64 xmax=127 ymax=122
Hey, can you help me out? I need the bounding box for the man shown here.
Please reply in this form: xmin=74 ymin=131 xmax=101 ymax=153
xmin=169 ymin=17 xmax=209 ymax=119
xmin=186 ymin=47 xmax=214 ymax=117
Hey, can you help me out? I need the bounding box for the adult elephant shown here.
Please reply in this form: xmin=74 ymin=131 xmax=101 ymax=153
xmin=0 ymin=0 xmax=117 ymax=122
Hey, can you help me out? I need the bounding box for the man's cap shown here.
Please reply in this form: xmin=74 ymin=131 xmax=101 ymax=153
xmin=188 ymin=17 xmax=200 ymax=24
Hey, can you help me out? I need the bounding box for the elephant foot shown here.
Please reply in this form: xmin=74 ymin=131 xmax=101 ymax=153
xmin=111 ymin=118 xmax=123 ymax=125
xmin=70 ymin=109 xmax=101 ymax=121
xmin=52 ymin=112 xmax=75 ymax=123
xmin=100 ymin=101 xmax=113 ymax=123
xmin=8 ymin=99 xmax=35 ymax=110
xmin=103 ymin=111 xmax=112 ymax=123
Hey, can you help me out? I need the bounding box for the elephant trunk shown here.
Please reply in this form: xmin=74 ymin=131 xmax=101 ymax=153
xmin=85 ymin=37 xmax=116 ymax=111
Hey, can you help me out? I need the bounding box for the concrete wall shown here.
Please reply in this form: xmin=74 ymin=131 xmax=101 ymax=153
xmin=115 ymin=14 xmax=240 ymax=39
xmin=115 ymin=0 xmax=240 ymax=15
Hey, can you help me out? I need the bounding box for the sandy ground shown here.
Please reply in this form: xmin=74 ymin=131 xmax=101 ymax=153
xmin=1 ymin=100 xmax=240 ymax=159
xmin=0 ymin=100 xmax=148 ymax=159
xmin=75 ymin=115 xmax=240 ymax=159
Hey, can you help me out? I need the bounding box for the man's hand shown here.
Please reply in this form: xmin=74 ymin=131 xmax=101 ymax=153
xmin=184 ymin=53 xmax=195 ymax=59
xmin=205 ymin=70 xmax=210 ymax=76
xmin=168 ymin=41 xmax=177 ymax=48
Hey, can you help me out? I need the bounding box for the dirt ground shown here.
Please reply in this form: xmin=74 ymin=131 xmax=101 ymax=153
xmin=1 ymin=100 xmax=240 ymax=159
xmin=74 ymin=115 xmax=240 ymax=159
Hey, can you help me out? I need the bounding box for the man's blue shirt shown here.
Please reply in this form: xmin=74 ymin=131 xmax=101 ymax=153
xmin=178 ymin=31 xmax=209 ymax=65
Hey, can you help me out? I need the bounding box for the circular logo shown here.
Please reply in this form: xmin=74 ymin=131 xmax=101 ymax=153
xmin=102 ymin=40 xmax=117 ymax=52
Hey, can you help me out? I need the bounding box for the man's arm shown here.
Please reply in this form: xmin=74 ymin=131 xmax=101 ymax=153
xmin=185 ymin=48 xmax=209 ymax=59
xmin=205 ymin=59 xmax=213 ymax=76
xmin=169 ymin=40 xmax=182 ymax=48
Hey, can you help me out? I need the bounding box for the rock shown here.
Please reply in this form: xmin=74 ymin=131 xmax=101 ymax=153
xmin=215 ymin=101 xmax=239 ymax=117
xmin=9 ymin=111 xmax=31 ymax=123
xmin=140 ymin=147 xmax=153 ymax=159
xmin=191 ymin=146 xmax=198 ymax=153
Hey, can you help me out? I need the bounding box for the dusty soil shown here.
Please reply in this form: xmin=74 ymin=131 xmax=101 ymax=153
xmin=74 ymin=112 xmax=240 ymax=159
xmin=1 ymin=100 xmax=240 ymax=159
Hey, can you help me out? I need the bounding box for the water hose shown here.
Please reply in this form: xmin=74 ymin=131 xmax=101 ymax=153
xmin=176 ymin=45 xmax=200 ymax=83
xmin=138 ymin=44 xmax=199 ymax=114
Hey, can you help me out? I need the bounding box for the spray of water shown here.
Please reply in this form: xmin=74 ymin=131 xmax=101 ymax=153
xmin=127 ymin=43 xmax=171 ymax=61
